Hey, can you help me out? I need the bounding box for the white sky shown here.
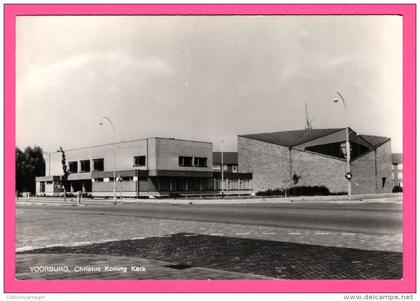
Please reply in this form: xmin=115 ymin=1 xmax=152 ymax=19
xmin=16 ymin=15 xmax=402 ymax=153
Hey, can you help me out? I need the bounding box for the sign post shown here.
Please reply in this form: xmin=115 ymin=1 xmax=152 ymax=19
xmin=117 ymin=175 xmax=123 ymax=200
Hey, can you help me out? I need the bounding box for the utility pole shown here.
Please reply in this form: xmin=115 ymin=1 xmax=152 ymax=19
xmin=98 ymin=116 xmax=117 ymax=205
xmin=334 ymin=92 xmax=352 ymax=199
xmin=221 ymin=140 xmax=224 ymax=198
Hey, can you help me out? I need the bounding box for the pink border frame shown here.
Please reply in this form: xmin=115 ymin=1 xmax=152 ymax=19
xmin=4 ymin=4 xmax=416 ymax=293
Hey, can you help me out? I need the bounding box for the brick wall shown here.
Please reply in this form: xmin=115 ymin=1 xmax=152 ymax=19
xmin=350 ymin=149 xmax=376 ymax=195
xmin=375 ymin=141 xmax=393 ymax=193
xmin=238 ymin=136 xmax=392 ymax=195
xmin=238 ymin=136 xmax=291 ymax=192
xmin=350 ymin=140 xmax=392 ymax=194
xmin=291 ymin=150 xmax=347 ymax=193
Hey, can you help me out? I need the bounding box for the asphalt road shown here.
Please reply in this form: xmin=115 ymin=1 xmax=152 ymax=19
xmin=17 ymin=200 xmax=402 ymax=235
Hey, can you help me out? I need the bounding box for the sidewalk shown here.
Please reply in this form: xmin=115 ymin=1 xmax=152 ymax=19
xmin=16 ymin=253 xmax=272 ymax=280
xmin=17 ymin=233 xmax=402 ymax=280
xmin=17 ymin=193 xmax=402 ymax=206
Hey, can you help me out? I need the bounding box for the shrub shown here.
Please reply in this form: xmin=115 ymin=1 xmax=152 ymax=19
xmin=256 ymin=185 xmax=330 ymax=197
xmin=392 ymin=186 xmax=403 ymax=193
xmin=256 ymin=188 xmax=284 ymax=196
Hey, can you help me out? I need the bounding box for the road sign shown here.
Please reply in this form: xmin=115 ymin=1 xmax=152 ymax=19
xmin=345 ymin=172 xmax=352 ymax=180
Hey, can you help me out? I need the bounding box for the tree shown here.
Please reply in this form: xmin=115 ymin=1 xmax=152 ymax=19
xmin=15 ymin=146 xmax=45 ymax=194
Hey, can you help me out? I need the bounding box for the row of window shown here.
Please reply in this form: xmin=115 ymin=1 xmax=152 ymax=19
xmin=178 ymin=156 xmax=208 ymax=167
xmin=92 ymin=178 xmax=250 ymax=191
xmin=66 ymin=155 xmax=208 ymax=173
xmin=93 ymin=176 xmax=134 ymax=182
xmin=69 ymin=156 xmax=207 ymax=173
xmin=68 ymin=160 xmax=100 ymax=173
xmin=68 ymin=156 xmax=146 ymax=173
xmin=213 ymin=164 xmax=238 ymax=172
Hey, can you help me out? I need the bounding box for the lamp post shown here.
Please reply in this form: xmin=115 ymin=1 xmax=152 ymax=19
xmin=221 ymin=140 xmax=224 ymax=198
xmin=98 ymin=116 xmax=117 ymax=205
xmin=334 ymin=92 xmax=352 ymax=199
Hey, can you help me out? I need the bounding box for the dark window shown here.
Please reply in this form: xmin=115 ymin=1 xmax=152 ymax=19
xmin=305 ymin=142 xmax=369 ymax=160
xmin=69 ymin=161 xmax=78 ymax=173
xmin=350 ymin=142 xmax=370 ymax=159
xmin=305 ymin=143 xmax=345 ymax=159
xmin=134 ymin=156 xmax=146 ymax=167
xmin=39 ymin=182 xmax=45 ymax=193
xmin=170 ymin=180 xmax=176 ymax=191
xmin=179 ymin=156 xmax=193 ymax=167
xmin=80 ymin=160 xmax=90 ymax=173
xmin=193 ymin=157 xmax=207 ymax=167
xmin=95 ymin=178 xmax=104 ymax=182
xmin=192 ymin=180 xmax=201 ymax=191
xmin=382 ymin=177 xmax=387 ymax=188
xmin=158 ymin=179 xmax=170 ymax=191
xmin=93 ymin=158 xmax=104 ymax=171
xmin=176 ymin=180 xmax=186 ymax=191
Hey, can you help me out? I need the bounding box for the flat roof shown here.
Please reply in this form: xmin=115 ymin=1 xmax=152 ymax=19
xmin=47 ymin=137 xmax=212 ymax=153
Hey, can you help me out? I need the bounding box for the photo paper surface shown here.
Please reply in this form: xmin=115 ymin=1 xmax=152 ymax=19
xmin=3 ymin=4 xmax=416 ymax=294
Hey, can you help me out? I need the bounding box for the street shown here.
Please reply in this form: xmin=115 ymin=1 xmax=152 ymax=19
xmin=17 ymin=199 xmax=402 ymax=234
xmin=15 ymin=197 xmax=403 ymax=280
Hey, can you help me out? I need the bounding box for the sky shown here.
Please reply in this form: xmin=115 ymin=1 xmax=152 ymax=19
xmin=16 ymin=15 xmax=402 ymax=153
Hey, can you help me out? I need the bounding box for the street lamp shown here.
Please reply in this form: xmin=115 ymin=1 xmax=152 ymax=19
xmin=334 ymin=92 xmax=352 ymax=199
xmin=98 ymin=116 xmax=117 ymax=205
xmin=221 ymin=140 xmax=224 ymax=198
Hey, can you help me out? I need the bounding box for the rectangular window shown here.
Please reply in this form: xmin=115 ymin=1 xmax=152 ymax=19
xmin=80 ymin=160 xmax=90 ymax=173
xmin=69 ymin=161 xmax=78 ymax=173
xmin=192 ymin=180 xmax=201 ymax=191
xmin=134 ymin=155 xmax=146 ymax=167
xmin=179 ymin=156 xmax=193 ymax=167
xmin=39 ymin=182 xmax=45 ymax=193
xmin=95 ymin=178 xmax=104 ymax=182
xmin=176 ymin=180 xmax=186 ymax=191
xmin=93 ymin=158 xmax=104 ymax=171
xmin=232 ymin=165 xmax=238 ymax=173
xmin=159 ymin=179 xmax=169 ymax=191
xmin=193 ymin=157 xmax=207 ymax=167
